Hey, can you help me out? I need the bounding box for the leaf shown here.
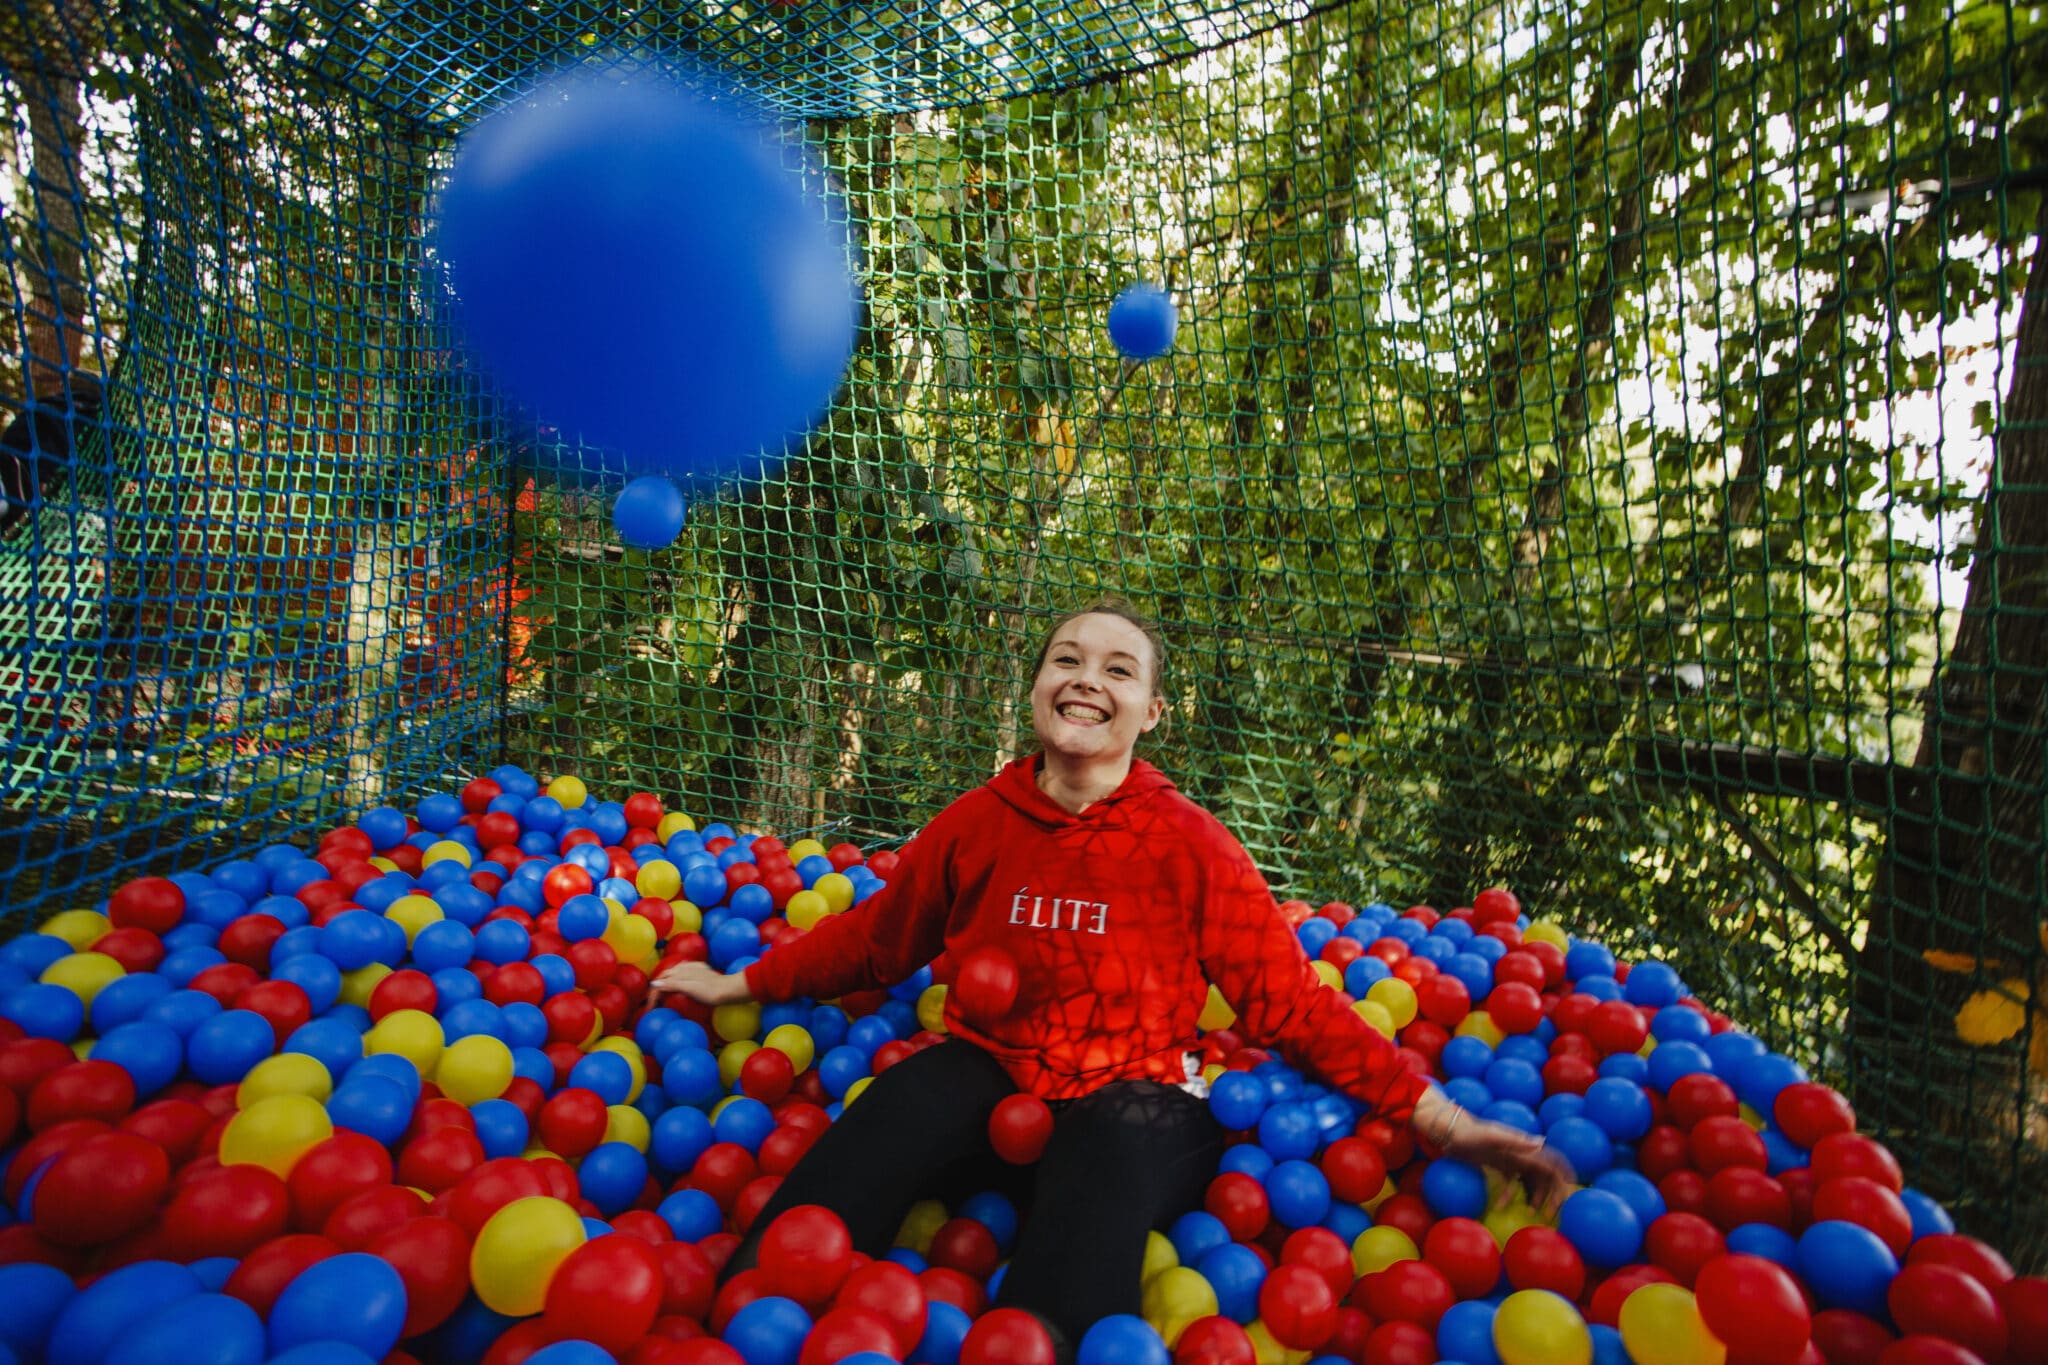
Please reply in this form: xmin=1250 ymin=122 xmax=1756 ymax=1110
xmin=1955 ymin=979 xmax=2032 ymax=1047
xmin=1924 ymin=949 xmax=1989 ymax=974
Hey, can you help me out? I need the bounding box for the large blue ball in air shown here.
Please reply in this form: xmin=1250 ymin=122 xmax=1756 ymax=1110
xmin=435 ymin=66 xmax=860 ymax=485
xmin=1107 ymin=281 xmax=1177 ymax=360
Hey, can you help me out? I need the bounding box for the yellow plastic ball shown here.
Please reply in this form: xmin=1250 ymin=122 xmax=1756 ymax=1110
xmin=843 ymin=1076 xmax=873 ymax=1106
xmin=1367 ymin=978 xmax=1418 ymax=1029
xmin=1364 ymin=1176 xmax=1397 ymax=1212
xmin=604 ymin=1104 xmax=651 ymax=1151
xmin=710 ymin=1094 xmax=744 ymax=1122
xmin=1354 ymin=998 xmax=1397 ymax=1039
xmin=786 ymin=838 xmax=828 ymax=864
xmin=39 ymin=910 xmax=110 ymax=951
xmin=1485 ymin=1197 xmax=1553 ymax=1246
xmin=1141 ymin=1265 xmax=1218 ymax=1347
xmin=1458 ymin=1010 xmax=1507 ymax=1047
xmin=1738 ymin=1103 xmax=1766 ymax=1131
xmin=238 ymin=1053 xmax=333 ymax=1107
xmin=1352 ymin=1225 xmax=1419 ymax=1276
xmin=635 ymin=860 xmax=681 ymax=901
xmin=656 ymin=812 xmax=696 ymax=839
xmin=1524 ymin=920 xmax=1570 ymax=950
xmin=763 ymin=1024 xmax=816 ymax=1074
xmin=717 ymin=1040 xmax=759 ymax=1089
xmin=1200 ymin=1062 xmax=1227 ymax=1086
xmin=1246 ymin=1320 xmax=1310 ymax=1365
xmin=670 ymin=901 xmax=703 ymax=935
xmin=546 ymin=775 xmax=587 ymax=809
xmin=916 ymin=984 xmax=949 ymax=1035
xmin=1311 ymin=960 xmax=1343 ymax=991
xmin=1198 ymin=984 xmax=1237 ymax=1032
xmin=39 ymin=952 xmax=125 ymax=1008
xmin=339 ymin=962 xmax=392 ymax=1008
xmin=604 ymin=914 xmax=657 ymax=967
xmin=367 ymin=857 xmax=400 ymax=873
xmin=785 ymin=891 xmax=831 ymax=932
xmin=1493 ymin=1288 xmax=1594 ymax=1365
xmin=70 ymin=1039 xmax=91 ymax=1061
xmin=437 ymin=1035 xmax=515 ymax=1105
xmin=813 ymin=872 xmax=855 ymax=914
xmin=366 ymin=1008 xmax=445 ymax=1076
xmin=422 ymin=841 xmax=472 ymax=869
xmin=1141 ymin=1230 xmax=1178 ymax=1283
xmin=386 ymin=894 xmax=445 ymax=948
xmin=712 ymin=1002 xmax=761 ymax=1045
xmin=471 ymin=1196 xmax=587 ymax=1315
xmin=894 ymin=1199 xmax=948 ymax=1255
xmin=1618 ymin=1283 xmax=1724 ymax=1365
xmin=219 ymin=1094 xmax=333 ymax=1177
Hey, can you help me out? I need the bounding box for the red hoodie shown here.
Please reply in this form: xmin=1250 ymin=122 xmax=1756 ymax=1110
xmin=744 ymin=756 xmax=1428 ymax=1117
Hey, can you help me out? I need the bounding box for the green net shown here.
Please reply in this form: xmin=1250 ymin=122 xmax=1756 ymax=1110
xmin=4 ymin=0 xmax=2046 ymax=1255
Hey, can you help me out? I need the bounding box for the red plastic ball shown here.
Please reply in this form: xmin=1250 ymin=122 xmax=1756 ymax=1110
xmin=953 ymin=947 xmax=1021 ymax=1023
xmin=1281 ymin=1226 xmax=1355 ymax=1302
xmin=1774 ymin=1082 xmax=1856 ymax=1148
xmin=1542 ymin=1053 xmax=1599 ymax=1097
xmin=1260 ymin=1262 xmax=1338 ymax=1350
xmin=320 ymin=1184 xmax=427 ymax=1249
xmin=27 ymin=1060 xmax=136 ymax=1132
xmin=187 ymin=962 xmax=261 ymax=1008
xmin=542 ymin=992 xmax=600 ymax=1047
xmin=1811 ymin=1309 xmax=1896 ymax=1363
xmin=797 ymin=1308 xmax=901 ymax=1365
xmin=161 ymin=1162 xmax=290 ymax=1259
xmin=1706 ymin=1166 xmax=1791 ymax=1230
xmin=756 ymin=1204 xmax=855 ymax=1309
xmin=1813 ymin=1176 xmax=1913 ymax=1257
xmin=1889 ymin=1262 xmax=2008 ymax=1361
xmin=1659 ymin=1169 xmax=1711 ymax=1219
xmin=657 ymin=1239 xmax=719 ymax=1321
xmin=1643 ymin=1212 xmax=1725 ymax=1287
xmin=1907 ymin=1235 xmax=2015 ymax=1290
xmin=11 ymin=1119 xmax=118 ymax=1203
xmin=544 ymin=864 xmax=596 ymax=908
xmin=121 ymin=1099 xmax=213 ymax=1167
xmin=1360 ymin=1258 xmax=1454 ymax=1330
xmin=1321 ymin=1137 xmax=1387 ymax=1205
xmin=238 ymin=980 xmax=313 ymax=1046
xmin=1666 ymin=1073 xmax=1740 ymax=1131
xmin=732 ymin=1175 xmax=784 ymax=1233
xmin=1587 ymin=1000 xmax=1649 ymax=1056
xmin=1877 ymin=1337 xmax=1990 ymax=1365
xmin=1360 ymin=1319 xmax=1437 ymax=1365
xmin=831 ymin=1259 xmax=927 ymax=1353
xmin=370 ymin=969 xmax=440 ymax=1022
xmin=1695 ymin=1252 xmax=1812 ymax=1365
xmin=485 ymin=962 xmax=547 ymax=1009
xmin=370 ymin=1211 xmax=472 ymax=1336
xmin=1486 ymin=982 xmax=1545 ymax=1035
xmin=689 ymin=1143 xmax=759 ymax=1212
xmin=89 ymin=927 xmax=166 ymax=974
xmin=446 ymin=1157 xmax=552 ymax=1236
xmin=918 ymin=1265 xmax=986 ymax=1317
xmin=539 ymin=1087 xmax=610 ymax=1159
xmin=1173 ymin=1316 xmax=1257 ymax=1365
xmin=544 ymin=1233 xmax=665 ymax=1353
xmin=961 ymin=1308 xmax=1057 ymax=1365
xmin=1689 ymin=1115 xmax=1768 ymax=1175
xmin=929 ymin=1217 xmax=1001 ymax=1282
xmin=396 ymin=1123 xmax=485 ymax=1194
xmin=739 ymin=1047 xmax=796 ymax=1104
xmin=223 ymin=1233 xmax=342 ymax=1315
xmin=1504 ymin=1226 xmax=1585 ymax=1299
xmin=1205 ymin=1171 xmax=1271 ymax=1242
xmin=1996 ymin=1277 xmax=2048 ymax=1355
xmin=1423 ymin=1216 xmax=1500 ymax=1299
xmin=568 ymin=940 xmax=618 ymax=991
xmin=1416 ymin=975 xmax=1471 ymax=1028
xmin=31 ymin=1130 xmax=169 ymax=1246
xmin=988 ymin=1093 xmax=1053 ymax=1165
xmin=1811 ymin=1132 xmax=1904 ymax=1192
xmin=109 ymin=876 xmax=185 ymax=933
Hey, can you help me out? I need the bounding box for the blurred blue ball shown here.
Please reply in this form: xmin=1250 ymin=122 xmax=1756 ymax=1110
xmin=1436 ymin=1299 xmax=1501 ymax=1365
xmin=436 ymin=67 xmax=858 ymax=485
xmin=652 ymin=1106 xmax=716 ymax=1177
xmin=915 ymin=1302 xmax=972 ymax=1365
xmin=1623 ymin=960 xmax=1684 ymax=1007
xmin=959 ymin=1191 xmax=1019 ymax=1252
xmin=1078 ymin=1315 xmax=1169 ymax=1365
xmin=1582 ymin=1076 xmax=1653 ymax=1140
xmin=1544 ymin=1116 xmax=1616 ymax=1181
xmin=1591 ymin=1169 xmax=1666 ymax=1229
xmin=91 ymin=972 xmax=173 ymax=1034
xmin=1797 ymin=1219 xmax=1899 ymax=1318
xmin=116 ymin=1291 xmax=265 ymax=1365
xmin=1558 ymin=1188 xmax=1643 ymax=1268
xmin=1 ymin=983 xmax=83 ymax=1041
xmin=327 ymin=1076 xmax=414 ymax=1146
xmin=358 ymin=808 xmax=408 ymax=850
xmin=1107 ymin=283 xmax=1178 ymax=360
xmin=1421 ymin=1157 xmax=1488 ymax=1219
xmin=1264 ymin=1159 xmax=1331 ymax=1228
xmin=91 ymin=1021 xmax=184 ymax=1097
xmin=186 ymin=1009 xmax=276 ymax=1084
xmin=1565 ymin=942 xmax=1616 ymax=981
xmin=1217 ymin=1146 xmax=1273 ymax=1180
xmin=1726 ymin=1221 xmax=1800 ymax=1269
xmin=575 ymin=1142 xmax=648 ymax=1216
xmin=0 ymin=1262 xmax=71 ymax=1357
xmin=267 ymin=1253 xmax=409 ymax=1360
xmin=568 ymin=1051 xmax=634 ymax=1105
xmin=721 ymin=1294 xmax=815 ymax=1365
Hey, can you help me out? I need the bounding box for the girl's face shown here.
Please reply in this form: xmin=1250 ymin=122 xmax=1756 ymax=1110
xmin=1030 ymin=612 xmax=1164 ymax=766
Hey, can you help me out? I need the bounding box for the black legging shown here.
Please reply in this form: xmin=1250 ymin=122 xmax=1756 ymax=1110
xmin=722 ymin=1040 xmax=1226 ymax=1339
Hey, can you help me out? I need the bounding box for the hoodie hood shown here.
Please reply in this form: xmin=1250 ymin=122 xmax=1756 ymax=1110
xmin=986 ymin=753 xmax=1177 ymax=828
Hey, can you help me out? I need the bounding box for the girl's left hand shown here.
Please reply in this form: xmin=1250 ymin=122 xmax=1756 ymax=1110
xmin=1442 ymin=1116 xmax=1576 ymax=1215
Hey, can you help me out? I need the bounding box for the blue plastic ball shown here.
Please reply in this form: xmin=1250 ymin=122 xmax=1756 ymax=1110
xmin=1168 ymin=1211 xmax=1231 ymax=1267
xmin=1726 ymin=1221 xmax=1800 ymax=1269
xmin=914 ymin=1302 xmax=972 ymax=1365
xmin=470 ymin=1098 xmax=530 ymax=1159
xmin=266 ymin=1253 xmax=408 ymax=1360
xmin=1217 ymin=1145 xmax=1274 ymax=1180
xmin=1208 ymin=1070 xmax=1268 ymax=1131
xmin=1796 ymin=1219 xmax=1899 ymax=1318
xmin=721 ymin=1294 xmax=814 ymax=1365
xmin=1 ymin=983 xmax=83 ymax=1041
xmin=663 ymin=1049 xmax=724 ymax=1107
xmin=959 ymin=1191 xmax=1019 ymax=1252
xmin=1582 ymin=1076 xmax=1654 ymax=1141
xmin=1264 ymin=1159 xmax=1332 ymax=1228
xmin=1590 ymin=1169 xmax=1666 ymax=1229
xmin=1735 ymin=1053 xmax=1808 ymax=1114
xmin=0 ymin=1263 xmax=72 ymax=1356
xmin=1107 ymin=283 xmax=1178 ymax=360
xmin=1539 ymin=1094 xmax=1587 ymax=1134
xmin=1544 ymin=1116 xmax=1616 ymax=1182
xmin=577 ymin=1142 xmax=649 ymax=1217
xmin=568 ymin=1051 xmax=634 ymax=1105
xmin=115 ymin=1290 xmax=265 ymax=1365
xmin=358 ymin=808 xmax=409 ymax=850
xmin=1558 ymin=1188 xmax=1643 ymax=1268
xmin=326 ymin=1076 xmax=414 ymax=1146
xmin=1646 ymin=1041 xmax=1714 ymax=1094
xmin=652 ymin=1106 xmax=716 ymax=1177
xmin=657 ymin=1188 xmax=724 ymax=1242
xmin=1898 ymin=1187 xmax=1955 ymax=1240
xmin=91 ymin=1022 xmax=185 ymax=1097
xmin=1565 ymin=941 xmax=1617 ymax=981
xmin=90 ymin=973 xmax=174 ymax=1034
xmin=186 ymin=1009 xmax=276 ymax=1084
xmin=1256 ymin=1102 xmax=1319 ymax=1161
xmin=47 ymin=1260 xmax=206 ymax=1364
xmin=1623 ymin=960 xmax=1684 ymax=1007
xmin=1484 ymin=1058 xmax=1545 ymax=1108
xmin=436 ymin=68 xmax=858 ymax=485
xmin=1421 ymin=1157 xmax=1489 ymax=1219
xmin=474 ymin=919 xmax=531 ymax=965
xmin=526 ymin=1344 xmax=619 ymax=1365
xmin=1436 ymin=1299 xmax=1501 ymax=1365
xmin=714 ymin=1096 xmax=776 ymax=1153
xmin=613 ymin=477 xmax=691 ymax=548
xmin=1078 ymin=1315 xmax=1169 ymax=1365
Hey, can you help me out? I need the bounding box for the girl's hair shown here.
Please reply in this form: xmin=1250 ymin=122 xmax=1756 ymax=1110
xmin=1030 ymin=595 xmax=1169 ymax=699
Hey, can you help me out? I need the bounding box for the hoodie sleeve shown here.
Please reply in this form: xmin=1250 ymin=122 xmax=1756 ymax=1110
xmin=742 ymin=806 xmax=960 ymax=1006
xmin=1193 ymin=819 xmax=1429 ymax=1123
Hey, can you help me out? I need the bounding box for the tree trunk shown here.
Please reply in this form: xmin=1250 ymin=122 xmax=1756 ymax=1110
xmin=1856 ymin=197 xmax=2048 ymax=1165
xmin=12 ymin=5 xmax=88 ymax=394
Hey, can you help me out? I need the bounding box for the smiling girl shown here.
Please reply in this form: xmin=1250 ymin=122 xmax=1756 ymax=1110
xmin=651 ymin=596 xmax=1569 ymax=1339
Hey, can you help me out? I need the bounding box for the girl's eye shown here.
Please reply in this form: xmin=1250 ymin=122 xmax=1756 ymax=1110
xmin=1110 ymin=666 xmax=1130 ymax=676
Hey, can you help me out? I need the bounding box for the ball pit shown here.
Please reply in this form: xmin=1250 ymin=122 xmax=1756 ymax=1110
xmin=0 ymin=773 xmax=2036 ymax=1365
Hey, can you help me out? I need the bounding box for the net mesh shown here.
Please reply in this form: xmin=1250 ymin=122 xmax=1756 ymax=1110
xmin=4 ymin=0 xmax=2046 ymax=1254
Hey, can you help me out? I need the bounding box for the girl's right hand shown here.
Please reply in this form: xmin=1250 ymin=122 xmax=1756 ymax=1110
xmin=649 ymin=961 xmax=754 ymax=1008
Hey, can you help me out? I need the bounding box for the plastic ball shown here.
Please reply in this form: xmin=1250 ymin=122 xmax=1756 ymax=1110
xmin=220 ymin=1093 xmax=334 ymax=1176
xmin=1798 ymin=1219 xmax=1902 ymax=1318
xmin=1693 ymin=1254 xmax=1810 ymax=1364
xmin=1108 ymin=282 xmax=1178 ymax=360
xmin=615 ymin=476 xmax=689 ymax=548
xmin=542 ymin=1233 xmax=665 ymax=1353
xmin=1616 ymin=1283 xmax=1723 ymax=1365
xmin=436 ymin=67 xmax=858 ymax=484
xmin=471 ymin=1195 xmax=588 ymax=1315
xmin=1558 ymin=1188 xmax=1644 ymax=1269
xmin=115 ymin=1290 xmax=266 ymax=1365
xmin=267 ymin=1251 xmax=410 ymax=1360
xmin=438 ymin=1035 xmax=515 ymax=1105
xmin=1492 ymin=1289 xmax=1593 ymax=1365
